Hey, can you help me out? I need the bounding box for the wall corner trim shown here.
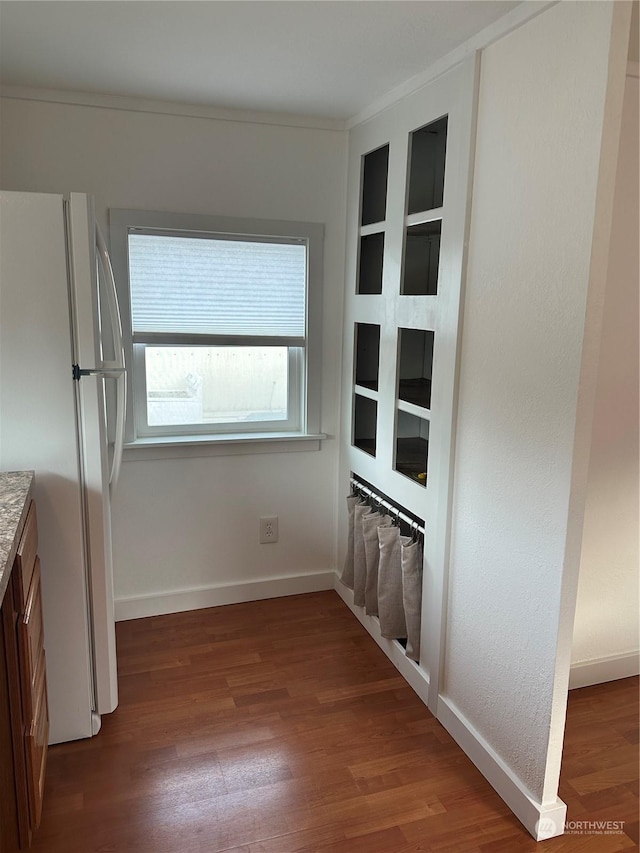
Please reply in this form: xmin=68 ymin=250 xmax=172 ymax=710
xmin=436 ymin=696 xmax=567 ymax=841
xmin=114 ymin=571 xmax=335 ymax=621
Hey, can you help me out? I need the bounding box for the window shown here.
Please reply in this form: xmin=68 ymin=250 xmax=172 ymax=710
xmin=110 ymin=210 xmax=323 ymax=448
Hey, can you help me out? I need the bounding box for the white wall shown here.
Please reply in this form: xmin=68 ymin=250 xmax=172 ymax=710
xmin=0 ymin=97 xmax=348 ymax=614
xmin=443 ymin=0 xmax=627 ymax=810
xmin=571 ymin=70 xmax=640 ymax=684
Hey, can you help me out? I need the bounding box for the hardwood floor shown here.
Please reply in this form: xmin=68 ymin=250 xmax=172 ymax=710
xmin=31 ymin=592 xmax=638 ymax=852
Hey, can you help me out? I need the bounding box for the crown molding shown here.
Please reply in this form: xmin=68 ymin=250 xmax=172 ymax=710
xmin=346 ymin=0 xmax=557 ymax=130
xmin=0 ymin=85 xmax=347 ymax=133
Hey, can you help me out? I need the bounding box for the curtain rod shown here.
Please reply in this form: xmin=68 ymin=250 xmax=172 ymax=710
xmin=350 ymin=475 xmax=425 ymax=536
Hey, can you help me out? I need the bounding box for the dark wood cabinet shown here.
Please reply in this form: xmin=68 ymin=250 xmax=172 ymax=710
xmin=0 ymin=501 xmax=48 ymax=851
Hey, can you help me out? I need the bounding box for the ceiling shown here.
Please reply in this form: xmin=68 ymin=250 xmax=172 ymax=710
xmin=0 ymin=1 xmax=521 ymax=121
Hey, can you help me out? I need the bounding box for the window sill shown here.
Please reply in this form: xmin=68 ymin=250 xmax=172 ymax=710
xmin=122 ymin=431 xmax=327 ymax=461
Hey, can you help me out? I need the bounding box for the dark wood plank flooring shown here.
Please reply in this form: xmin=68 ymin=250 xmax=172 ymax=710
xmin=31 ymin=591 xmax=639 ymax=851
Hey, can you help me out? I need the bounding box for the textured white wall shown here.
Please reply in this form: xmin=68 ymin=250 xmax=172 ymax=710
xmin=573 ymin=72 xmax=640 ymax=668
xmin=0 ymin=97 xmax=348 ymax=603
xmin=444 ymin=1 xmax=623 ymax=804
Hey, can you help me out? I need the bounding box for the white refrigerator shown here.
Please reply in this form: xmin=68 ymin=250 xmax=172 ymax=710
xmin=0 ymin=191 xmax=126 ymax=743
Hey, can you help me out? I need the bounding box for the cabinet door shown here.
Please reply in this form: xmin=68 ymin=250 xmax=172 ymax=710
xmin=18 ymin=560 xmax=44 ymax=723
xmin=1 ymin=571 xmax=31 ymax=851
xmin=18 ymin=557 xmax=49 ymax=833
xmin=1 ymin=583 xmax=21 ymax=853
xmin=14 ymin=504 xmax=37 ymax=614
xmin=25 ymin=653 xmax=48 ymax=832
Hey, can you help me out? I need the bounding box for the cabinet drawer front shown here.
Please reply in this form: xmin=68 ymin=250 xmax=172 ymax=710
xmin=25 ymin=655 xmax=48 ymax=832
xmin=19 ymin=559 xmax=45 ymax=722
xmin=15 ymin=502 xmax=38 ymax=613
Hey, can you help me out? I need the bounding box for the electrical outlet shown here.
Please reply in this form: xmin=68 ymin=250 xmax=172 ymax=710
xmin=259 ymin=516 xmax=278 ymax=544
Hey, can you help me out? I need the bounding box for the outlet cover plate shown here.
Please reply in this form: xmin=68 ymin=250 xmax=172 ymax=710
xmin=259 ymin=516 xmax=279 ymax=544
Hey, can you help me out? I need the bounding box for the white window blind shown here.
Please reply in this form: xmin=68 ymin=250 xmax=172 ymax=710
xmin=127 ymin=232 xmax=307 ymax=344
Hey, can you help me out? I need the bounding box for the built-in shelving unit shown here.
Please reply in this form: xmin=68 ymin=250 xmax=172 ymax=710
xmin=407 ymin=116 xmax=448 ymax=215
xmin=401 ymin=220 xmax=441 ymax=296
xmin=357 ymin=144 xmax=389 ymax=295
xmin=352 ymin=322 xmax=381 ymax=456
xmin=350 ymin=111 xmax=448 ymax=486
xmin=353 ymin=394 xmax=377 ymax=457
xmin=395 ymin=412 xmax=429 ymax=486
xmin=395 ymin=327 xmax=433 ymax=487
xmin=361 ymin=144 xmax=389 ymax=226
xmin=357 ymin=232 xmax=385 ymax=295
xmin=398 ymin=328 xmax=434 ymax=410
xmin=340 ymin=55 xmax=478 ymax=715
xmin=355 ymin=323 xmax=380 ymax=391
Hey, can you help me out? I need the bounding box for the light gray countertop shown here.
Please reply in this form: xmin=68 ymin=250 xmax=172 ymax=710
xmin=0 ymin=471 xmax=35 ymax=604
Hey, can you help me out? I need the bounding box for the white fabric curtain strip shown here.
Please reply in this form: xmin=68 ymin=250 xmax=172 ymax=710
xmin=401 ymin=538 xmax=423 ymax=662
xmin=353 ymin=503 xmax=376 ymax=607
xmin=340 ymin=495 xmax=362 ymax=589
xmin=377 ymin=525 xmax=409 ymax=640
xmin=363 ymin=511 xmax=393 ymax=616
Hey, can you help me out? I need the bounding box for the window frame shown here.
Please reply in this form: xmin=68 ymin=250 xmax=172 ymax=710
xmin=109 ymin=209 xmax=324 ymax=449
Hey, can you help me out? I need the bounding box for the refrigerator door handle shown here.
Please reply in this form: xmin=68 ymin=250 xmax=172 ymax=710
xmin=95 ymin=223 xmax=127 ymax=492
xmin=110 ymin=370 xmax=126 ymax=495
xmin=73 ymin=365 xmax=126 ymax=380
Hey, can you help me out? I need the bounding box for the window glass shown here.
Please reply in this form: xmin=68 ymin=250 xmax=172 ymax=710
xmin=144 ymin=346 xmax=289 ymax=427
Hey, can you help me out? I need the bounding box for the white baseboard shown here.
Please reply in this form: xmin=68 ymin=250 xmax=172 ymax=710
xmin=115 ymin=571 xmax=335 ymax=621
xmin=569 ymin=650 xmax=640 ymax=690
xmin=333 ymin=572 xmax=565 ymax=841
xmin=437 ymin=695 xmax=567 ymax=841
xmin=333 ymin=575 xmax=430 ymax=707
